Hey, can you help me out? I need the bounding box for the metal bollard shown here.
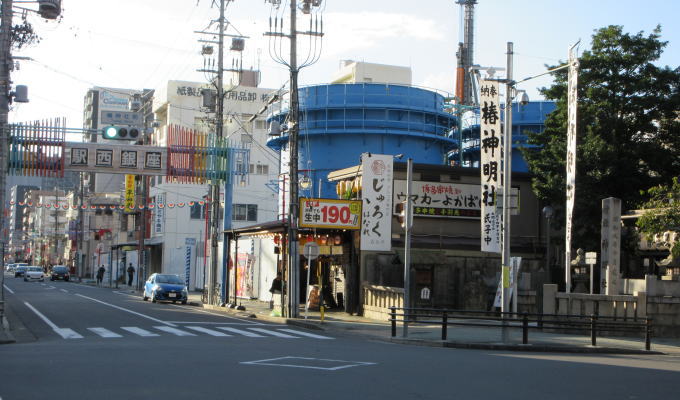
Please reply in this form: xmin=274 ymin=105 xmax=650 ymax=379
xmin=645 ymin=318 xmax=652 ymax=351
xmin=522 ymin=312 xmax=529 ymax=344
xmin=590 ymin=314 xmax=597 ymax=346
xmin=442 ymin=312 xmax=448 ymax=341
xmin=390 ymin=306 xmax=397 ymax=338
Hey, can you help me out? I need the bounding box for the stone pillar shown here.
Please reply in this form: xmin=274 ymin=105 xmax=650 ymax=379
xmin=636 ymin=291 xmax=647 ymax=319
xmin=543 ymin=284 xmax=558 ymax=315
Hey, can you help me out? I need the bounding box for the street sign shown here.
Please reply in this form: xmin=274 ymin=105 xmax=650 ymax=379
xmin=585 ymin=252 xmax=597 ymax=264
xmin=302 ymin=242 xmax=320 ymax=260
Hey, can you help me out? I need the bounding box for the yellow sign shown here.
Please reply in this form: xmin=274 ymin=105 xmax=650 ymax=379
xmin=299 ymin=198 xmax=362 ymax=230
xmin=125 ymin=175 xmax=135 ymax=212
xmin=502 ymin=266 xmax=510 ymax=288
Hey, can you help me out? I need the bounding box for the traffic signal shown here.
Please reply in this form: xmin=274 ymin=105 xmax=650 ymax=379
xmin=102 ymin=125 xmax=140 ymax=140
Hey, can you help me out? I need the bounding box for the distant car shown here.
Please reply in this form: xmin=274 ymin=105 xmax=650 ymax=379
xmin=50 ymin=265 xmax=70 ymax=281
xmin=24 ymin=266 xmax=45 ymax=282
xmin=143 ymin=273 xmax=188 ymax=304
xmin=14 ymin=265 xmax=28 ymax=278
xmin=5 ymin=263 xmax=15 ymax=273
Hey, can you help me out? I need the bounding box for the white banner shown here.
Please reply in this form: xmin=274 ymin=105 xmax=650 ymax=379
xmin=479 ymin=79 xmax=502 ymax=253
xmin=494 ymin=256 xmax=521 ymax=308
xmin=154 ymin=193 xmax=165 ymax=234
xmin=360 ymin=153 xmax=393 ymax=251
xmin=565 ymin=47 xmax=579 ymax=291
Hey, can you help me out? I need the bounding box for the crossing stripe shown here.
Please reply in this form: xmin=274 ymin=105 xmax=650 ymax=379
xmin=121 ymin=327 xmax=160 ymax=337
xmin=88 ymin=327 xmax=122 ymax=338
xmin=153 ymin=326 xmax=196 ymax=336
xmin=217 ymin=327 xmax=266 ymax=337
xmin=247 ymin=328 xmax=299 ymax=338
xmin=277 ymin=329 xmax=334 ymax=340
xmin=54 ymin=328 xmax=84 ymax=339
xmin=185 ymin=326 xmax=231 ymax=337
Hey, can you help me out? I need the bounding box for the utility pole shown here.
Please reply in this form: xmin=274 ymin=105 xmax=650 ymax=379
xmin=500 ymin=42 xmax=513 ymax=341
xmin=286 ymin=0 xmax=301 ymax=318
xmin=0 ymin=0 xmax=13 ymax=317
xmin=264 ymin=0 xmax=323 ymax=318
xmin=208 ymin=0 xmax=225 ymax=306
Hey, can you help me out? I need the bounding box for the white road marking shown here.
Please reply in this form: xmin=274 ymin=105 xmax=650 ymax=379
xmin=121 ymin=327 xmax=160 ymax=337
xmin=240 ymin=356 xmax=377 ymax=371
xmin=74 ymin=294 xmax=176 ymax=327
xmin=248 ymin=328 xmax=299 ymax=338
xmin=217 ymin=327 xmax=266 ymax=337
xmin=88 ymin=327 xmax=122 ymax=338
xmin=54 ymin=328 xmax=84 ymax=339
xmin=277 ymin=329 xmax=334 ymax=340
xmin=40 ymin=283 xmax=46 ymax=286
xmin=168 ymin=306 xmax=265 ymax=325
xmin=166 ymin=321 xmax=267 ymax=326
xmin=153 ymin=326 xmax=196 ymax=336
xmin=185 ymin=326 xmax=231 ymax=337
xmin=46 ymin=286 xmax=56 ymax=290
xmin=60 ymin=289 xmax=69 ymax=293
xmin=3 ymin=284 xmax=14 ymax=294
xmin=23 ymin=301 xmax=83 ymax=339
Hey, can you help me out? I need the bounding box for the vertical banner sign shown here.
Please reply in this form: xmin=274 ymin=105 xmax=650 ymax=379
xmin=479 ymin=79 xmax=502 ymax=253
xmin=565 ymin=47 xmax=579 ymax=292
xmin=185 ymin=238 xmax=196 ymax=288
xmin=154 ymin=193 xmax=165 ymax=234
xmin=124 ymin=175 xmax=135 ymax=212
xmin=360 ymin=153 xmax=393 ymax=251
xmin=601 ymin=197 xmax=621 ymax=295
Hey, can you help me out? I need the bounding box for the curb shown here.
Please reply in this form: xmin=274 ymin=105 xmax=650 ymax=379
xmin=0 ymin=315 xmax=17 ymax=345
xmin=199 ymin=303 xmax=326 ymax=331
xmin=388 ymin=338 xmax=665 ymax=355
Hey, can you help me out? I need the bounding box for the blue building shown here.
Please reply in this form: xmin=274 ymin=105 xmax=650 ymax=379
xmin=267 ymin=83 xmax=459 ymax=198
xmin=459 ymin=101 xmax=556 ymax=172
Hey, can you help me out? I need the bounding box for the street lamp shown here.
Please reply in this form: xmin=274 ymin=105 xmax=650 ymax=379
xmin=542 ymin=205 xmax=554 ymax=285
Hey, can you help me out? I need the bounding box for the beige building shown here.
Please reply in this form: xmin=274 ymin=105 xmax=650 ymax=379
xmin=331 ymin=60 xmax=412 ymax=85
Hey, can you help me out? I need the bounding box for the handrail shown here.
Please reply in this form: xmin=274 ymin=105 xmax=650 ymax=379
xmin=389 ymin=306 xmax=653 ymax=351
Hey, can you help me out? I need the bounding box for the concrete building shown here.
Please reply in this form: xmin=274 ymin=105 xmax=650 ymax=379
xmin=146 ymin=79 xmax=279 ymax=292
xmin=331 ymin=60 xmax=412 ymax=85
xmin=8 ymin=185 xmax=38 ymax=262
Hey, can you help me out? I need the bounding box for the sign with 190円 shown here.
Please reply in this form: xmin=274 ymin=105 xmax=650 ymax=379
xmin=299 ymin=198 xmax=362 ymax=230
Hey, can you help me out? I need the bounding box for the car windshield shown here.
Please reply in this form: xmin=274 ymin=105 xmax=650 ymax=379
xmin=155 ymin=275 xmax=184 ymax=285
xmin=28 ymin=267 xmax=42 ymax=272
xmin=53 ymin=267 xmax=67 ymax=272
xmin=17 ymin=266 xmax=27 ymax=271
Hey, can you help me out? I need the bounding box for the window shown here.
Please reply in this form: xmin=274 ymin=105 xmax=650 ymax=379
xmin=233 ymin=204 xmax=257 ymax=221
xmin=190 ymin=203 xmax=204 ymax=220
xmin=249 ymin=164 xmax=269 ymax=175
xmin=255 ymin=120 xmax=266 ymax=130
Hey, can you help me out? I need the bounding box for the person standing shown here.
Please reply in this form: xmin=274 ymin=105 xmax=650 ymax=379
xmin=126 ymin=263 xmax=135 ymax=287
xmin=96 ymin=265 xmax=105 ymax=286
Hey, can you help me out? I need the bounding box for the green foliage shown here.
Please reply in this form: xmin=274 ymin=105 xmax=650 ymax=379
xmin=11 ymin=17 xmax=41 ymax=50
xmin=522 ymin=25 xmax=680 ymax=250
xmin=637 ymin=177 xmax=680 ymax=258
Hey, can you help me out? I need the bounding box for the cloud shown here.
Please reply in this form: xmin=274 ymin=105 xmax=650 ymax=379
xmin=321 ymin=12 xmax=445 ymax=56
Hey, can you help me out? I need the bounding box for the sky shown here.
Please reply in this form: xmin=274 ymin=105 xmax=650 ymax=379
xmin=9 ymin=0 xmax=680 ymax=129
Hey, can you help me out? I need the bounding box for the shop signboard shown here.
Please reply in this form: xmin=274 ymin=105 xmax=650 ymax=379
xmin=360 ymin=153 xmax=393 ymax=251
xmin=299 ymin=198 xmax=361 ymax=230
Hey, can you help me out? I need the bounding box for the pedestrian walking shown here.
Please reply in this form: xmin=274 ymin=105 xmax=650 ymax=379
xmin=96 ymin=265 xmax=105 ymax=286
xmin=127 ymin=263 xmax=135 ymax=287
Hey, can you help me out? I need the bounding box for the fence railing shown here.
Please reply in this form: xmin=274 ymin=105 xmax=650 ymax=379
xmin=389 ymin=307 xmax=653 ymax=351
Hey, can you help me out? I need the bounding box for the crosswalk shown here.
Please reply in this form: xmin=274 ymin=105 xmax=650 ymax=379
xmin=50 ymin=325 xmax=334 ymax=341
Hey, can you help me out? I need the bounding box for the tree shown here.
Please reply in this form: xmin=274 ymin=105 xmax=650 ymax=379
xmin=637 ymin=177 xmax=680 ymax=258
xmin=522 ymin=25 xmax=680 ymax=251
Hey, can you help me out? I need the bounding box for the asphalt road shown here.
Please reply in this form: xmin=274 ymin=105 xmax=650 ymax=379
xmin=2 ymin=274 xmax=680 ymax=400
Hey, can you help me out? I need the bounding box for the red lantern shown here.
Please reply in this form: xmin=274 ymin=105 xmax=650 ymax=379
xmin=334 ymin=235 xmax=342 ymax=245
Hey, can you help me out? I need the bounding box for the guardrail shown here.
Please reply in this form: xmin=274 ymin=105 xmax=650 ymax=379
xmin=389 ymin=307 xmax=653 ymax=351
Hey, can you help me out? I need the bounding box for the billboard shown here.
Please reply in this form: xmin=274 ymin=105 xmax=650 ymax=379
xmin=299 ymin=198 xmax=362 ymax=230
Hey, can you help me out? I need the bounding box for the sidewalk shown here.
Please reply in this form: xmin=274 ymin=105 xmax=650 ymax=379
xmin=3 ymin=279 xmax=680 ymax=354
